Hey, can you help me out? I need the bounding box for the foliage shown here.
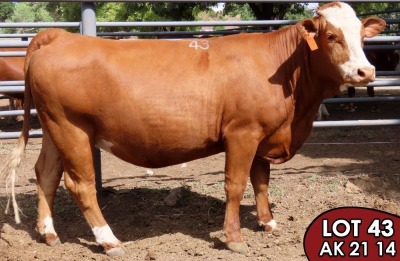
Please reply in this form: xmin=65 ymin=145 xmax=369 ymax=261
xmin=4 ymin=3 xmax=54 ymax=33
xmin=246 ymin=3 xmax=308 ymax=20
xmin=285 ymin=4 xmax=314 ymax=20
xmin=100 ymin=3 xmax=215 ymax=32
xmin=4 ymin=2 xmax=397 ymax=35
xmin=0 ymin=2 xmax=14 ymax=22
xmin=223 ymin=3 xmax=256 ymax=21
xmin=338 ymin=3 xmax=400 ymax=35
xmin=350 ymin=2 xmax=400 ymax=18
xmin=7 ymin=3 xmax=53 ymax=23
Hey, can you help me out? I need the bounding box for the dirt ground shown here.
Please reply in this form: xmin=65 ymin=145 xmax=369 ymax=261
xmin=0 ymin=87 xmax=399 ymax=261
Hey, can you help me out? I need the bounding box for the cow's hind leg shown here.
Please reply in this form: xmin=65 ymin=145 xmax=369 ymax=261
xmin=35 ymin=132 xmax=63 ymax=246
xmin=250 ymin=158 xmax=277 ymax=232
xmin=53 ymin=125 xmax=124 ymax=255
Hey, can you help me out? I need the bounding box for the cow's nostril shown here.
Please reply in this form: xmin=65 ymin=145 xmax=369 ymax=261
xmin=357 ymin=67 xmax=375 ymax=80
xmin=357 ymin=68 xmax=366 ymax=77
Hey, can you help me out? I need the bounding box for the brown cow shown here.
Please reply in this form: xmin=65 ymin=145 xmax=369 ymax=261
xmin=2 ymin=2 xmax=385 ymax=256
xmin=0 ymin=48 xmax=24 ymax=85
xmin=0 ymin=48 xmax=25 ymax=120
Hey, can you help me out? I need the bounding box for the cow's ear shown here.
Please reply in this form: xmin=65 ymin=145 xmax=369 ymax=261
xmin=362 ymin=17 xmax=386 ymax=38
xmin=297 ymin=18 xmax=318 ymax=40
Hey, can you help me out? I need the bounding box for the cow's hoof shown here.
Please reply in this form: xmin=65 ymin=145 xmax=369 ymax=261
xmin=102 ymin=243 xmax=125 ymax=256
xmin=105 ymin=246 xmax=125 ymax=256
xmin=258 ymin=219 xmax=278 ymax=232
xmin=226 ymin=241 xmax=249 ymax=254
xmin=42 ymin=233 xmax=61 ymax=247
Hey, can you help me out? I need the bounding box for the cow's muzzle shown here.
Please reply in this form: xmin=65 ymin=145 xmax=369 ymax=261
xmin=345 ymin=66 xmax=375 ymax=85
xmin=357 ymin=66 xmax=375 ymax=82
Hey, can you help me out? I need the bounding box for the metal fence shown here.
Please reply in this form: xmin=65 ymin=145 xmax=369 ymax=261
xmin=1 ymin=1 xmax=400 ymax=188
xmin=1 ymin=5 xmax=400 ymax=132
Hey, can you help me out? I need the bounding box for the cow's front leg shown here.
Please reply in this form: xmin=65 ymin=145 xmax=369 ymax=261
xmin=250 ymin=158 xmax=277 ymax=232
xmin=223 ymin=132 xmax=260 ymax=254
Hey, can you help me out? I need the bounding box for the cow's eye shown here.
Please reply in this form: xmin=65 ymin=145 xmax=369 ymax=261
xmin=327 ymin=34 xmax=337 ymax=42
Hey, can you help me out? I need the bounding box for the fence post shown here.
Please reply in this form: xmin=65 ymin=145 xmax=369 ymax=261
xmin=81 ymin=2 xmax=96 ymax=36
xmin=80 ymin=2 xmax=102 ymax=194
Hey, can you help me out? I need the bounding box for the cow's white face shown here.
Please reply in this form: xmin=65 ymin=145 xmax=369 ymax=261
xmin=317 ymin=2 xmax=386 ymax=85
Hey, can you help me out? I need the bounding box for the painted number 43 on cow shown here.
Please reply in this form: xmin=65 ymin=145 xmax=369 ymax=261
xmin=189 ymin=40 xmax=209 ymax=50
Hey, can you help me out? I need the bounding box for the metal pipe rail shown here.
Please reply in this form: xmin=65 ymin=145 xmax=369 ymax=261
xmin=0 ymin=81 xmax=24 ymax=86
xmin=2 ymin=79 xmax=400 ymax=88
xmin=366 ymin=80 xmax=400 ymax=87
xmin=0 ymin=109 xmax=37 ymax=117
xmin=2 ymin=118 xmax=400 ymax=140
xmin=2 ymin=36 xmax=399 ymax=49
xmin=313 ymin=119 xmax=400 ymax=127
xmin=0 ymin=33 xmax=35 ymax=38
xmin=323 ymin=96 xmax=400 ymax=104
xmin=96 ymin=20 xmax=297 ymax=28
xmin=0 ymin=130 xmax=42 ymax=139
xmin=363 ymin=45 xmax=400 ymax=50
xmin=0 ymin=22 xmax=80 ymax=28
xmin=0 ymin=86 xmax=25 ymax=93
xmin=377 ymin=71 xmax=400 ymax=77
xmin=0 ymin=41 xmax=30 ymax=48
xmin=0 ymin=51 xmax=26 ymax=57
xmin=0 ymin=123 xmax=398 ymax=136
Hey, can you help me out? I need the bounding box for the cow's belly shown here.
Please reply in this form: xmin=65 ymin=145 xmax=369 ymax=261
xmin=93 ymin=107 xmax=223 ymax=168
xmin=95 ymin=135 xmax=224 ymax=168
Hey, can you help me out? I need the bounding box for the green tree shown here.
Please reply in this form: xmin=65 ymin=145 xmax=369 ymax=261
xmin=350 ymin=2 xmax=400 ymax=18
xmin=223 ymin=3 xmax=312 ymax=31
xmin=47 ymin=2 xmax=216 ymax=33
xmin=223 ymin=3 xmax=256 ymax=20
xmin=0 ymin=2 xmax=15 ymax=22
xmin=5 ymin=3 xmax=54 ymax=33
xmin=120 ymin=3 xmax=214 ymax=32
xmin=345 ymin=3 xmax=400 ymax=35
xmin=225 ymin=3 xmax=309 ymax=20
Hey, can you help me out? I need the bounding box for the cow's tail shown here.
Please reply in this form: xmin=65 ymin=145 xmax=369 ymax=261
xmin=2 ymin=29 xmax=62 ymax=224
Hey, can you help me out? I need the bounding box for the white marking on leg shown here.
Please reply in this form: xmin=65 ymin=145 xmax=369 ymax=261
xmin=258 ymin=219 xmax=278 ymax=230
xmin=42 ymin=216 xmax=57 ymax=235
xmin=92 ymin=225 xmax=119 ymax=245
xmin=95 ymin=140 xmax=114 ymax=154
xmin=266 ymin=219 xmax=277 ymax=230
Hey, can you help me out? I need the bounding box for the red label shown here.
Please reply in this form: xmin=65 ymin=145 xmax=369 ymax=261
xmin=304 ymin=207 xmax=399 ymax=260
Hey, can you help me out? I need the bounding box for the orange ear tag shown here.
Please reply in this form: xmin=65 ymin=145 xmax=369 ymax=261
xmin=306 ymin=36 xmax=318 ymax=51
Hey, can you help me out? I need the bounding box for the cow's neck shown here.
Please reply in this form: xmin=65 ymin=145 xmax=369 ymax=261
xmin=265 ymin=25 xmax=342 ymax=150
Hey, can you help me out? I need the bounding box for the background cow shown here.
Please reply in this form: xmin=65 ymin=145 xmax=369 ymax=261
xmin=2 ymin=2 xmax=385 ymax=256
xmin=0 ymin=48 xmax=25 ymax=121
